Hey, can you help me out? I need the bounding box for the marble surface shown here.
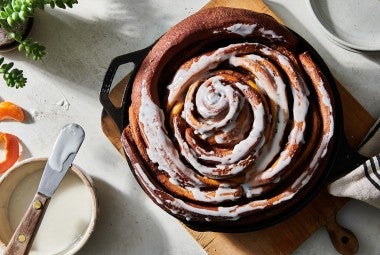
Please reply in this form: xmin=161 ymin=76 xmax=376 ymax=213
xmin=0 ymin=0 xmax=378 ymax=254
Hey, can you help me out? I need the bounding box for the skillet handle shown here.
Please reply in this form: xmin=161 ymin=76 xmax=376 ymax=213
xmin=100 ymin=46 xmax=151 ymax=132
xmin=328 ymin=134 xmax=368 ymax=182
xmin=329 ymin=117 xmax=379 ymax=182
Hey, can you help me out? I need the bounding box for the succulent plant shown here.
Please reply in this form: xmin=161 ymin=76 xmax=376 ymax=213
xmin=0 ymin=0 xmax=78 ymax=88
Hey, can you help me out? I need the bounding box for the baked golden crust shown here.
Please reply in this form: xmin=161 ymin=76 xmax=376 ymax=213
xmin=122 ymin=7 xmax=335 ymax=228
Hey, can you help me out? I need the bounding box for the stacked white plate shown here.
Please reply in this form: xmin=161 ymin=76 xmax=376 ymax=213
xmin=305 ymin=0 xmax=380 ymax=51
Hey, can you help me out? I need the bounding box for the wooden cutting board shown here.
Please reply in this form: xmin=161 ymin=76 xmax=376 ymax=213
xmin=100 ymin=0 xmax=375 ymax=254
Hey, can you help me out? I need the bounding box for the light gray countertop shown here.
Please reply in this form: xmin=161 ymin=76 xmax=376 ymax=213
xmin=0 ymin=0 xmax=379 ymax=254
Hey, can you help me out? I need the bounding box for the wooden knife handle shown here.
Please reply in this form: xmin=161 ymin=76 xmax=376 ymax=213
xmin=3 ymin=192 xmax=50 ymax=255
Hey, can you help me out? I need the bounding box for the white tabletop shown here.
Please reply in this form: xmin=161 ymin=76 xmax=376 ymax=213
xmin=0 ymin=0 xmax=379 ymax=254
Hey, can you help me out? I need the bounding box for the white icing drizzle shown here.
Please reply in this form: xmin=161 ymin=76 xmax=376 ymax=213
xmin=167 ymin=42 xmax=311 ymax=186
xmin=134 ymin=162 xmax=279 ymax=220
xmin=198 ymin=101 xmax=264 ymax=165
xmin=139 ymin=84 xmax=243 ymax=202
xmin=134 ymin=38 xmax=335 ymax=221
xmin=139 ymin=84 xmax=203 ymax=185
xmin=230 ymin=55 xmax=289 ymax=175
xmin=187 ymin=185 xmax=238 ymax=202
xmin=185 ymin=76 xmax=242 ymax=135
xmin=172 ymin=69 xmax=267 ymax=177
xmin=272 ymin=191 xmax=293 ymax=205
xmin=225 ymin=23 xmax=285 ymax=42
xmin=173 ymin=119 xmax=251 ymax=178
xmin=241 ymin=44 xmax=310 ymax=187
xmin=309 ymin=80 xmax=334 ymax=169
xmin=167 ymin=48 xmax=231 ymax=105
xmin=226 ymin=23 xmax=257 ymax=37
xmin=258 ymin=27 xmax=284 ymax=40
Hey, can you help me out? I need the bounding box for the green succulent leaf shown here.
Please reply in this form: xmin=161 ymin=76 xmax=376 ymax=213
xmin=11 ymin=11 xmax=18 ymax=21
xmin=17 ymin=43 xmax=24 ymax=51
xmin=5 ymin=5 xmax=13 ymax=15
xmin=18 ymin=10 xmax=26 ymax=21
xmin=0 ymin=11 xmax=7 ymax=19
xmin=13 ymin=5 xmax=20 ymax=12
xmin=0 ymin=57 xmax=27 ymax=88
xmin=6 ymin=16 xmax=13 ymax=26
xmin=44 ymin=0 xmax=77 ymax=9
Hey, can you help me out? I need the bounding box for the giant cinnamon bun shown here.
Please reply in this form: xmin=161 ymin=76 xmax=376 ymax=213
xmin=122 ymin=7 xmax=336 ymax=230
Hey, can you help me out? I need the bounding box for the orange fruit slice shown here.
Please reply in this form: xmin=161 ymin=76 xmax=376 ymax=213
xmin=0 ymin=132 xmax=20 ymax=173
xmin=0 ymin=101 xmax=24 ymax=122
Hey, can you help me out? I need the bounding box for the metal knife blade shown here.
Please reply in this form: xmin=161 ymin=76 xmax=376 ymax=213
xmin=38 ymin=123 xmax=85 ymax=197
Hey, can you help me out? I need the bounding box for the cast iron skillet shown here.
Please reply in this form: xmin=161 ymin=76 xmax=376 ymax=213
xmin=99 ymin=31 xmax=369 ymax=232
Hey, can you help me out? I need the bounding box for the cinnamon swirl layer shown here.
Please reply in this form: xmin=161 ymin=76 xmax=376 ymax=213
xmin=123 ymin=7 xmax=335 ymax=224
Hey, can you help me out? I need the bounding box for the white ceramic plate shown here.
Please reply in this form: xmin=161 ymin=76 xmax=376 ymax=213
xmin=306 ymin=0 xmax=380 ymax=51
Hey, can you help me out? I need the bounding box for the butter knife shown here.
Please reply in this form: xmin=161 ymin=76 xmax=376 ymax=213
xmin=3 ymin=123 xmax=85 ymax=255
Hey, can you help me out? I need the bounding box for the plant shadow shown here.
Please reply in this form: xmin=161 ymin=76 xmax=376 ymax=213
xmin=1 ymin=0 xmax=173 ymax=93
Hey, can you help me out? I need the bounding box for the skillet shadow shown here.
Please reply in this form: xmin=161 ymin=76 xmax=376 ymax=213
xmin=1 ymin=0 xmax=172 ymax=93
xmin=77 ymin=177 xmax=168 ymax=255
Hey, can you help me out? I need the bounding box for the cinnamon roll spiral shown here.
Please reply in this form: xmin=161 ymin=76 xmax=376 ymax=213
xmin=122 ymin=7 xmax=335 ymax=227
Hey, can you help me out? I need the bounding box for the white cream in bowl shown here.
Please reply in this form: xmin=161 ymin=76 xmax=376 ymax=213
xmin=0 ymin=158 xmax=97 ymax=255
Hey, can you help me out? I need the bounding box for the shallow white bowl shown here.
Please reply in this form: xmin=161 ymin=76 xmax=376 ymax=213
xmin=0 ymin=158 xmax=98 ymax=255
xmin=305 ymin=0 xmax=380 ymax=51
